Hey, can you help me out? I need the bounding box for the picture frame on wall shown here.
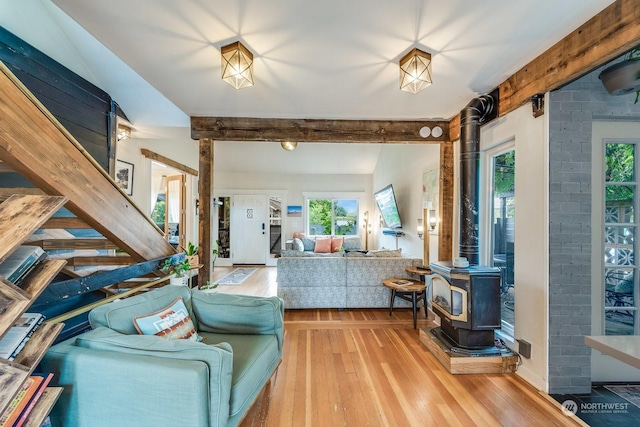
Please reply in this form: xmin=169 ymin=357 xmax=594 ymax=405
xmin=115 ymin=159 xmax=134 ymax=196
xmin=287 ymin=205 xmax=302 ymax=217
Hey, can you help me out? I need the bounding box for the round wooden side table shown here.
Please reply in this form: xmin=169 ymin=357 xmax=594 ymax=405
xmin=382 ymin=278 xmax=427 ymax=329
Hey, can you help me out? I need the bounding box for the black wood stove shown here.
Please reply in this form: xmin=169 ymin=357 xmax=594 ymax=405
xmin=430 ymin=261 xmax=501 ymax=349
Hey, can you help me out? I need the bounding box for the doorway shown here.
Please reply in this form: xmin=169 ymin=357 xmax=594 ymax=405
xmin=165 ymin=174 xmax=186 ymax=249
xmin=150 ymin=161 xmax=187 ymax=249
xmin=231 ymin=194 xmax=268 ymax=264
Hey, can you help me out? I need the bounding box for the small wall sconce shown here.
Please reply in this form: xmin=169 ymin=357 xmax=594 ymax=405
xmin=221 ymin=41 xmax=254 ymax=89
xmin=428 ymin=209 xmax=437 ymax=231
xmin=117 ymin=125 xmax=131 ymax=141
xmin=399 ymin=48 xmax=432 ymax=94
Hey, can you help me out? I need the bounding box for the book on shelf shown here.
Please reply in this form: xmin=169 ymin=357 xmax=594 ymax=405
xmin=0 ymin=246 xmax=46 ymax=287
xmin=0 ymin=313 xmax=45 ymax=360
xmin=0 ymin=375 xmax=43 ymax=427
xmin=391 ymin=279 xmax=412 ymax=286
xmin=14 ymin=373 xmax=54 ymax=427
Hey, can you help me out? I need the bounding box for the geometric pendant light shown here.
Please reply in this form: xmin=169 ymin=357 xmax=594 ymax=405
xmin=399 ymin=48 xmax=432 ymax=94
xmin=221 ymin=41 xmax=254 ymax=89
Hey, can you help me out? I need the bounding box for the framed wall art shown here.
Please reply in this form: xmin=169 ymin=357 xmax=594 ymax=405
xmin=115 ymin=159 xmax=134 ymax=196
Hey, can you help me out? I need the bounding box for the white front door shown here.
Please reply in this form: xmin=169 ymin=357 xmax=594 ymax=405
xmin=231 ymin=194 xmax=267 ymax=264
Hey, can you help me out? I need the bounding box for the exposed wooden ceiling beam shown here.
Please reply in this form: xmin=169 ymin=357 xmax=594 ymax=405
xmin=191 ymin=117 xmax=449 ymax=143
xmin=449 ymin=0 xmax=640 ymax=141
xmin=501 ymin=0 xmax=640 ymax=115
xmin=141 ymin=148 xmax=198 ymax=176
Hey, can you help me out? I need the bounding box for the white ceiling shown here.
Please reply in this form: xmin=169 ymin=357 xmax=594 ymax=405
xmin=1 ymin=0 xmax=617 ymax=173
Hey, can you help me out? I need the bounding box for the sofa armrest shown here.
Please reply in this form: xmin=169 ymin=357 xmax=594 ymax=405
xmin=41 ymin=327 xmax=234 ymax=427
xmin=192 ymin=291 xmax=284 ymax=349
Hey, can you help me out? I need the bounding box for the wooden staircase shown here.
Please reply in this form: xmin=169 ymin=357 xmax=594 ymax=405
xmin=0 ymin=58 xmax=178 ymax=318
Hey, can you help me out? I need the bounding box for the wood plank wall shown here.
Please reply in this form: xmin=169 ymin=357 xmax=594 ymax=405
xmin=0 ymin=26 xmax=117 ymax=175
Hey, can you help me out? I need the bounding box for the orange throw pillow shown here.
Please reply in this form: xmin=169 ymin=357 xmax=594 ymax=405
xmin=314 ymin=237 xmax=332 ymax=253
xmin=331 ymin=236 xmax=344 ymax=252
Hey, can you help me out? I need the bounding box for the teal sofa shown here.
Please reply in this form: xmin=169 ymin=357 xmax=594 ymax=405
xmin=41 ymin=286 xmax=284 ymax=427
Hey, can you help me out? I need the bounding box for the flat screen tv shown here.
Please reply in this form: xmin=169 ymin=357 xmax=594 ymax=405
xmin=374 ymin=184 xmax=402 ymax=229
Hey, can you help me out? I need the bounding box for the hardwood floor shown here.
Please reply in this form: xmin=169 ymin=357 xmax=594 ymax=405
xmin=221 ymin=266 xmax=584 ymax=427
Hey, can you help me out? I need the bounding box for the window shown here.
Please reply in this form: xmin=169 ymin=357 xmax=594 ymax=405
xmin=604 ymin=142 xmax=637 ymax=335
xmin=307 ymin=198 xmax=359 ymax=236
xmin=482 ymin=143 xmax=515 ymax=338
xmin=490 ymin=149 xmax=515 ymax=337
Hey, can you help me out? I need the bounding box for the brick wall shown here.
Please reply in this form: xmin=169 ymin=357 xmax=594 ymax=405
xmin=548 ymin=55 xmax=639 ymax=394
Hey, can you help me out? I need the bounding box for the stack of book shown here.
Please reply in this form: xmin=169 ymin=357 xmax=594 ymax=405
xmin=0 ymin=373 xmax=54 ymax=427
xmin=0 ymin=246 xmax=46 ymax=287
xmin=0 ymin=313 xmax=45 ymax=361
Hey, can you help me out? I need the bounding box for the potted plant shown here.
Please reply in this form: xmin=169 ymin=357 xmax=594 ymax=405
xmin=182 ymin=241 xmax=199 ymax=268
xmin=212 ymin=240 xmax=220 ymax=269
xmin=160 ymin=258 xmax=192 ymax=286
xmin=199 ymin=280 xmax=220 ymax=293
xmin=599 ymin=47 xmax=640 ymax=102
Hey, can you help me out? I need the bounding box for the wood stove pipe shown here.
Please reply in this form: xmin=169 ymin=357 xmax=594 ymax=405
xmin=459 ymin=93 xmax=496 ymax=265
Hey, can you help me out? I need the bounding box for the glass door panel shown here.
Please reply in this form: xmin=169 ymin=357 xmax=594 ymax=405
xmin=604 ymin=142 xmax=638 ymax=335
xmin=490 ymin=150 xmax=515 ymax=336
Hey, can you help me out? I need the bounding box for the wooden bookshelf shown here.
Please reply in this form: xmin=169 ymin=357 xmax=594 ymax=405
xmin=23 ymin=387 xmax=63 ymax=427
xmin=0 ymin=194 xmax=67 ymax=421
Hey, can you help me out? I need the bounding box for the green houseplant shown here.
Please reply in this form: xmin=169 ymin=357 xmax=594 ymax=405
xmin=160 ymin=258 xmax=192 ymax=286
xmin=182 ymin=241 xmax=199 ymax=267
xmin=200 ymin=280 xmax=220 ymax=293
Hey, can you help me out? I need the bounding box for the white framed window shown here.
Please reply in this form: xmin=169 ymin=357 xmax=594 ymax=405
xmin=603 ymin=140 xmax=638 ymax=335
xmin=303 ymin=192 xmax=363 ymax=236
xmin=481 ymin=141 xmax=516 ymax=338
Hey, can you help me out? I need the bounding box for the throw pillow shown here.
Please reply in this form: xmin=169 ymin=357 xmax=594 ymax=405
xmin=343 ymin=236 xmax=362 ymax=251
xmin=331 ymin=236 xmax=344 ymax=252
xmin=314 ymin=237 xmax=332 ymax=253
xmin=292 ymin=232 xmax=306 ymax=239
xmin=293 ymin=237 xmax=304 ymax=251
xmin=366 ymin=248 xmax=403 ymax=257
xmin=300 ymin=237 xmax=315 ymax=251
xmin=133 ymin=297 xmax=202 ymax=341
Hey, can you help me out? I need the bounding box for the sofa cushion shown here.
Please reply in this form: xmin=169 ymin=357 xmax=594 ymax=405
xmin=73 ymin=326 xmax=234 ymax=423
xmin=331 ymin=236 xmax=344 ymax=252
xmin=367 ymin=248 xmax=403 ymax=257
xmin=314 ymin=237 xmax=332 ymax=253
xmin=89 ymin=285 xmax=196 ymax=334
xmin=345 ymin=251 xmax=368 ymax=257
xmin=300 ymin=237 xmax=315 ymax=251
xmin=279 ymin=249 xmax=344 ymax=257
xmin=343 ymin=236 xmax=362 ymax=251
xmin=200 ymin=332 xmax=280 ymax=421
xmin=133 ymin=297 xmax=201 ymax=342
xmin=292 ymin=237 xmax=304 ymax=251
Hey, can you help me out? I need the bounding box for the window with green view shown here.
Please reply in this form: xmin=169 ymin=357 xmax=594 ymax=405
xmin=307 ymin=198 xmax=359 ymax=236
xmin=604 ymin=142 xmax=637 ymax=335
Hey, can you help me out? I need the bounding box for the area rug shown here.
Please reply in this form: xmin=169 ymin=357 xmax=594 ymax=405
xmin=605 ymin=385 xmax=640 ymax=408
xmin=216 ymin=268 xmax=257 ymax=285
